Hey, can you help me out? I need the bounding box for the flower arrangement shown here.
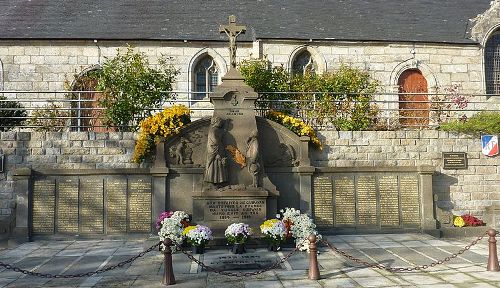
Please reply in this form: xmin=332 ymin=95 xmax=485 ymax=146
xmin=260 ymin=219 xmax=287 ymax=247
xmin=225 ymin=223 xmax=252 ymax=244
xmin=266 ymin=110 xmax=322 ymax=149
xmin=133 ymin=105 xmax=191 ymax=163
xmin=183 ymin=225 xmax=213 ymax=247
xmin=454 ymin=214 xmax=485 ymax=227
xmin=277 ymin=207 xmax=321 ymax=251
xmin=157 ymin=210 xmax=190 ymax=251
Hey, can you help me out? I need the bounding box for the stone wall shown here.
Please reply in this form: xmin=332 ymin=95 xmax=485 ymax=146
xmin=312 ymin=130 xmax=500 ymax=218
xmin=1 ymin=131 xmax=498 ymax=220
xmin=0 ymin=39 xmax=489 ymax=96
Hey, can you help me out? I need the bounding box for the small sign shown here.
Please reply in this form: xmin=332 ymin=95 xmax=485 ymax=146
xmin=482 ymin=135 xmax=499 ymax=157
xmin=443 ymin=152 xmax=468 ymax=170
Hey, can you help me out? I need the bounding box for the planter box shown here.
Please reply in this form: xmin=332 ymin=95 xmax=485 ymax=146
xmin=439 ymin=226 xmax=490 ymax=238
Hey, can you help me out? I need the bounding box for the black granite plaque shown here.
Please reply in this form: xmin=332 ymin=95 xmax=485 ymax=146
xmin=313 ymin=176 xmax=334 ymax=227
xmin=32 ymin=179 xmax=55 ymax=233
xmin=400 ymin=176 xmax=420 ymax=228
xmin=357 ymin=175 xmax=377 ymax=226
xmin=443 ymin=152 xmax=468 ymax=170
xmin=57 ymin=177 xmax=79 ymax=233
xmin=128 ymin=177 xmax=152 ymax=233
xmin=334 ymin=176 xmax=356 ymax=226
xmin=106 ymin=177 xmax=127 ymax=234
xmin=80 ymin=177 xmax=104 ymax=234
xmin=379 ymin=175 xmax=400 ymax=227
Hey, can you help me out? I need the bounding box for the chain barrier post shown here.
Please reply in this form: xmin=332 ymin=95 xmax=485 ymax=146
xmin=487 ymin=229 xmax=500 ymax=272
xmin=162 ymin=238 xmax=176 ymax=285
xmin=308 ymin=234 xmax=320 ymax=280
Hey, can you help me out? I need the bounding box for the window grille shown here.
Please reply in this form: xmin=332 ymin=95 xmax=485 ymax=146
xmin=194 ymin=56 xmax=218 ymax=99
xmin=292 ymin=50 xmax=316 ymax=75
xmin=485 ymin=33 xmax=500 ymax=95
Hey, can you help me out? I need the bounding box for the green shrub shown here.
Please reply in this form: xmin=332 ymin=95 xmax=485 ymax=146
xmin=440 ymin=111 xmax=500 ymax=135
xmin=0 ymin=96 xmax=27 ymax=131
xmin=27 ymin=103 xmax=70 ymax=132
xmin=239 ymin=60 xmax=380 ymax=130
xmin=93 ymin=46 xmax=179 ymax=131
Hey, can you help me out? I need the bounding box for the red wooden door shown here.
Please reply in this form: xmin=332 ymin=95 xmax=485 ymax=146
xmin=398 ymin=70 xmax=429 ymax=127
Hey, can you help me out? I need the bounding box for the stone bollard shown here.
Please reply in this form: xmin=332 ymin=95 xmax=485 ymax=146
xmin=308 ymin=234 xmax=320 ymax=280
xmin=487 ymin=229 xmax=500 ymax=272
xmin=162 ymin=238 xmax=176 ymax=285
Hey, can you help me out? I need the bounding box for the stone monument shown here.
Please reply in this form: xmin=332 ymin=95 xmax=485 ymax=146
xmin=192 ymin=15 xmax=279 ymax=233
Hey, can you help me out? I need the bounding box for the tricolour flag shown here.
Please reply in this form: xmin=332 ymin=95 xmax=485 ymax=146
xmin=481 ymin=135 xmax=499 ymax=157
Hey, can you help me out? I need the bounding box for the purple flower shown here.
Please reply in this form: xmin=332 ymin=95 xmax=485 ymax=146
xmin=156 ymin=211 xmax=174 ymax=230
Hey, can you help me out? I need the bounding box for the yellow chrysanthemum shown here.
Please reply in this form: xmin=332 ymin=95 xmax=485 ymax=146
xmin=182 ymin=225 xmax=197 ymax=236
xmin=453 ymin=216 xmax=465 ymax=228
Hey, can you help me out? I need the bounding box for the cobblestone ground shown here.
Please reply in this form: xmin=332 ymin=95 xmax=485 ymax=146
xmin=1 ymin=233 xmax=499 ymax=287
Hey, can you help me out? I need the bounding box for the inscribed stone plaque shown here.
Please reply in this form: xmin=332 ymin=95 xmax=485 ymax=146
xmin=205 ymin=199 xmax=266 ymax=222
xmin=32 ymin=179 xmax=55 ymax=233
xmin=313 ymin=176 xmax=333 ymax=227
xmin=57 ymin=177 xmax=79 ymax=233
xmin=443 ymin=152 xmax=468 ymax=170
xmin=106 ymin=177 xmax=127 ymax=234
xmin=400 ymin=176 xmax=420 ymax=228
xmin=356 ymin=175 xmax=377 ymax=226
xmin=128 ymin=177 xmax=152 ymax=233
xmin=334 ymin=176 xmax=356 ymax=226
xmin=80 ymin=177 xmax=104 ymax=234
xmin=379 ymin=175 xmax=400 ymax=227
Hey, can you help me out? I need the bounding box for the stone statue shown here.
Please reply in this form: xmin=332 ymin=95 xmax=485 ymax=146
xmin=174 ymin=138 xmax=193 ymax=165
xmin=246 ymin=130 xmax=260 ymax=187
xmin=204 ymin=116 xmax=228 ymax=184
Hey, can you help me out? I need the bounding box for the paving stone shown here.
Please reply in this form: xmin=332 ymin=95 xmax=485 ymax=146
xmin=244 ymin=280 xmax=284 ymax=288
xmin=352 ymin=276 xmax=397 ymax=287
xmin=399 ymin=274 xmax=445 ymax=285
xmin=320 ymin=277 xmax=359 ymax=288
xmin=281 ymin=279 xmax=322 ymax=287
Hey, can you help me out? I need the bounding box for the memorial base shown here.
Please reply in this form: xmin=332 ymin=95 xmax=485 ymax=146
xmin=193 ymin=186 xmax=275 ymax=237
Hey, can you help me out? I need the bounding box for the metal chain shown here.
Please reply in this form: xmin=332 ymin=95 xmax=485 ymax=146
xmin=0 ymin=241 xmax=161 ymax=278
xmin=322 ymin=231 xmax=487 ymax=272
xmin=176 ymin=242 xmax=305 ymax=277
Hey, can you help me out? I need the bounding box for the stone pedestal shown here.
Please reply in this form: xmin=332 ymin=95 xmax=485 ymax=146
xmin=193 ymin=186 xmax=275 ymax=235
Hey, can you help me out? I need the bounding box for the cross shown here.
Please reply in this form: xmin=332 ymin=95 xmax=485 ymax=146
xmin=219 ymin=15 xmax=246 ymax=68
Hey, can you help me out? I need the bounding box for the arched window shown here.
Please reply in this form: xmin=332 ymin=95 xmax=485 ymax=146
xmin=291 ymin=50 xmax=317 ymax=75
xmin=0 ymin=58 xmax=4 ymax=90
xmin=485 ymin=32 xmax=500 ymax=95
xmin=194 ymin=55 xmax=219 ymax=99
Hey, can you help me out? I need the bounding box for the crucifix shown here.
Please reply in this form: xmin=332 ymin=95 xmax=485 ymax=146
xmin=219 ymin=15 xmax=246 ymax=68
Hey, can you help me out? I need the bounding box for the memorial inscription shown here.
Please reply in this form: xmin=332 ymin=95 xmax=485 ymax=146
xmin=33 ymin=179 xmax=55 ymax=233
xmin=379 ymin=175 xmax=400 ymax=227
xmin=334 ymin=176 xmax=356 ymax=226
xmin=205 ymin=199 xmax=266 ymax=221
xmin=57 ymin=178 xmax=79 ymax=233
xmin=80 ymin=177 xmax=104 ymax=234
xmin=106 ymin=177 xmax=127 ymax=233
xmin=313 ymin=176 xmax=334 ymax=226
xmin=128 ymin=178 xmax=152 ymax=233
xmin=400 ymin=176 xmax=420 ymax=227
xmin=357 ymin=175 xmax=377 ymax=226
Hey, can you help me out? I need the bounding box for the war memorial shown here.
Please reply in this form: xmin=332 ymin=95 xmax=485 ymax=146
xmin=1 ymin=1 xmax=500 ymax=287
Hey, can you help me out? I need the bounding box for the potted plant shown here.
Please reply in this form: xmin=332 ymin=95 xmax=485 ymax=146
xmin=157 ymin=210 xmax=190 ymax=251
xmin=278 ymin=207 xmax=321 ymax=252
xmin=225 ymin=223 xmax=252 ymax=254
xmin=183 ymin=225 xmax=213 ymax=254
xmin=260 ymin=219 xmax=287 ymax=251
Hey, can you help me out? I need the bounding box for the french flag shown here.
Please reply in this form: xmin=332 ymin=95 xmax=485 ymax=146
xmin=482 ymin=135 xmax=499 ymax=157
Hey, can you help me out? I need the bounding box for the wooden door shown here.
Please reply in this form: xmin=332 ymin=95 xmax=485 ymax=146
xmin=398 ymin=70 xmax=429 ymax=127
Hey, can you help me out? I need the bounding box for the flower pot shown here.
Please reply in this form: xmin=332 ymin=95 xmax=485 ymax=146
xmin=231 ymin=243 xmax=246 ymax=254
xmin=192 ymin=245 xmax=205 ymax=254
xmin=267 ymin=243 xmax=281 ymax=252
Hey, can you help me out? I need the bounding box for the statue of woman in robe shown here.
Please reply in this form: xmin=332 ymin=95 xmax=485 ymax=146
xmin=204 ymin=116 xmax=228 ymax=184
xmin=246 ymin=129 xmax=260 ymax=187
